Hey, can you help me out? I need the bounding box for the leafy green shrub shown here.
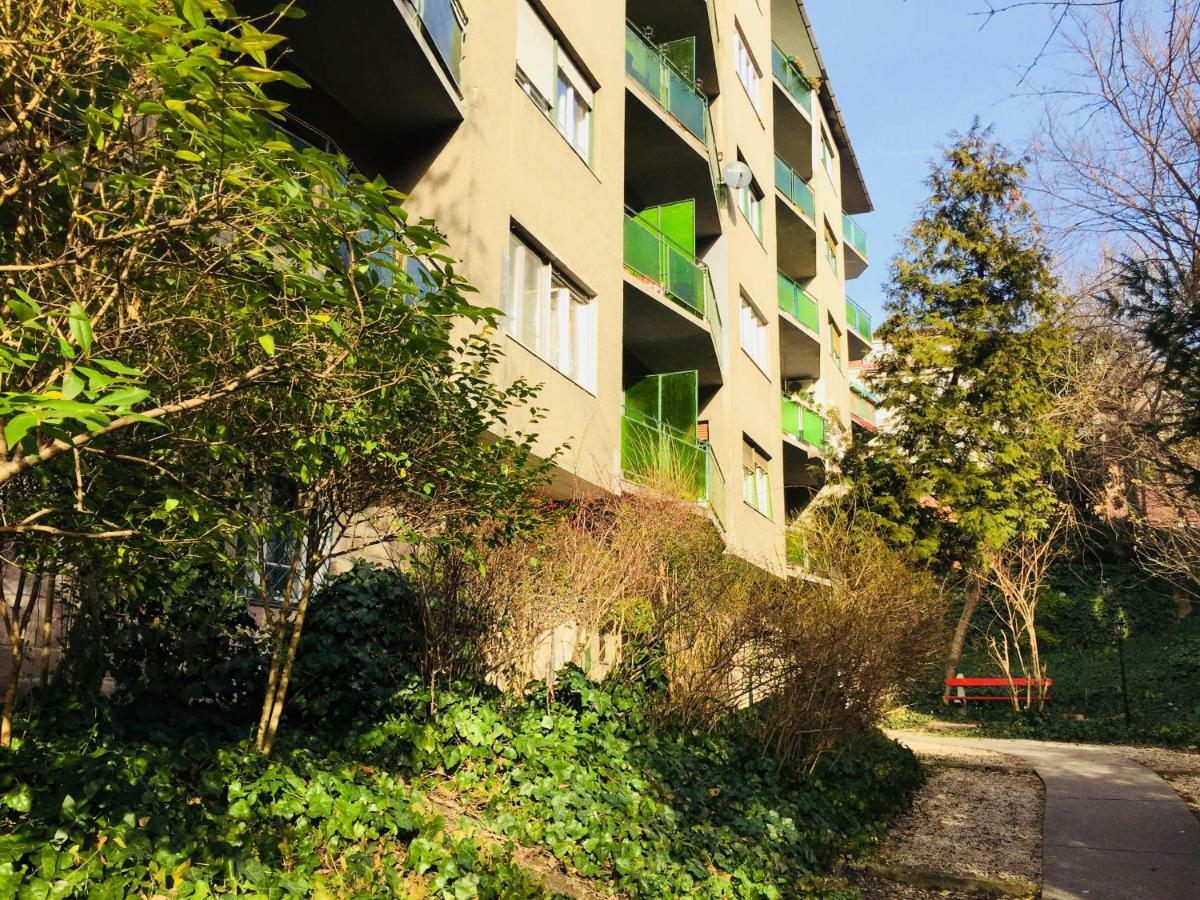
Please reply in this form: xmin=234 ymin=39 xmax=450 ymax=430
xmin=0 ymin=730 xmax=544 ymax=898
xmin=350 ymin=667 xmax=923 ymax=898
xmin=1039 ymin=562 xmax=1177 ymax=649
xmin=289 ymin=562 xmax=423 ymax=723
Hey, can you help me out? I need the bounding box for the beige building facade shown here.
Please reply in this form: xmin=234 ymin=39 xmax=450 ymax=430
xmin=270 ymin=0 xmax=876 ymax=573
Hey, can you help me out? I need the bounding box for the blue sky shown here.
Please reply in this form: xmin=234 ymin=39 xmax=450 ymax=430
xmin=805 ymin=1 xmax=1060 ymax=325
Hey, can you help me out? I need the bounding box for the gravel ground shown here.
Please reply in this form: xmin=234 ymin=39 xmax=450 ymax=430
xmin=882 ymin=766 xmax=1042 ymax=883
xmin=853 ymin=750 xmax=1043 ymax=899
xmin=852 ymin=871 xmax=992 ymax=900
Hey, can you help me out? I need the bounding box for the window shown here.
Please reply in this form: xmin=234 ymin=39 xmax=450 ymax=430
xmin=734 ymin=27 xmax=761 ymax=109
xmin=740 ymin=294 xmax=769 ymax=374
xmin=820 ymin=129 xmax=836 ymax=179
xmin=829 ymin=315 xmax=844 ymax=372
xmin=737 ymin=160 xmax=764 ymax=240
xmin=555 ymin=57 xmax=592 ymax=158
xmin=405 ymin=256 xmax=436 ymax=301
xmin=516 ymin=0 xmax=594 ymax=162
xmin=824 ymin=224 xmax=839 ymax=275
xmin=742 ymin=440 xmax=772 ymax=518
xmin=502 ymin=231 xmax=597 ymax=392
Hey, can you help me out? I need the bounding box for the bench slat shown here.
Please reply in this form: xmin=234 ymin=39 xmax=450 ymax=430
xmin=944 ymin=695 xmax=1053 ymax=702
xmin=945 ymin=677 xmax=1053 ymax=688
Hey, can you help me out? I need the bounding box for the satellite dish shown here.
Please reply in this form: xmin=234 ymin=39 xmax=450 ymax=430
xmin=722 ymin=161 xmax=753 ymax=190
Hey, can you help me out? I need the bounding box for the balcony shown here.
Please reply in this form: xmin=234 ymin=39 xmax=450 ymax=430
xmin=771 ymin=44 xmax=814 ymax=117
xmin=254 ymin=0 xmax=466 ymax=139
xmin=623 ymin=212 xmax=724 ymax=386
xmin=625 ymin=24 xmax=721 ymax=237
xmin=778 ymin=273 xmax=819 ymax=333
xmin=621 ymin=370 xmax=725 ymax=528
xmin=626 ymin=0 xmax=719 ymax=97
xmin=777 ymin=273 xmax=821 ymax=384
xmin=843 ymin=214 xmax=869 ymax=279
xmin=851 ymin=382 xmax=878 ymax=433
xmin=846 ymin=297 xmax=873 ymax=361
xmin=775 ymin=156 xmax=818 ymax=281
xmin=781 ymin=396 xmax=826 ymax=454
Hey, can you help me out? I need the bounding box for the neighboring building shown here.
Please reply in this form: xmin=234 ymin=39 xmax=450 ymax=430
xmin=264 ymin=0 xmax=874 ymax=573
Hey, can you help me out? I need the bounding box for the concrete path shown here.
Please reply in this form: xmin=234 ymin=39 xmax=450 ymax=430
xmin=893 ymin=732 xmax=1200 ymax=899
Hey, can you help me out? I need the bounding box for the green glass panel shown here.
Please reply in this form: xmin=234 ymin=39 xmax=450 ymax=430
xmin=802 ymin=407 xmax=826 ymax=449
xmin=661 ymin=37 xmax=696 ymax=82
xmin=666 ymin=244 xmax=703 ymax=315
xmin=624 ymin=216 xmax=663 ymax=284
xmin=623 ymin=376 xmax=660 ymax=422
xmin=659 ymin=370 xmax=698 ymax=440
xmin=656 ymin=200 xmax=696 ymax=255
xmin=781 ymin=396 xmax=800 ymax=435
xmin=417 ymin=0 xmax=463 ymax=84
xmin=667 ymin=69 xmax=706 ymax=140
xmin=625 ymin=26 xmax=661 ymax=96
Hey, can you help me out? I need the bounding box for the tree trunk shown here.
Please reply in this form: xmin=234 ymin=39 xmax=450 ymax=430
xmin=943 ymin=574 xmax=983 ymax=700
xmin=38 ymin=574 xmax=53 ymax=690
xmin=259 ymin=575 xmax=315 ymax=758
xmin=1 ymin=626 xmax=22 ymax=749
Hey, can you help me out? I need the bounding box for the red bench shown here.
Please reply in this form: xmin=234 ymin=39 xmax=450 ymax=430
xmin=944 ymin=676 xmax=1053 ymax=704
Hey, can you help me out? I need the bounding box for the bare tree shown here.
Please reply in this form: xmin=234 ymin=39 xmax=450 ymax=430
xmin=981 ymin=509 xmax=1074 ymax=712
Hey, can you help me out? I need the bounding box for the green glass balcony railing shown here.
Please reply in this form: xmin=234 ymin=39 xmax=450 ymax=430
xmin=702 ymin=443 xmax=726 ymax=529
xmin=851 ymin=391 xmax=877 ymax=428
xmin=621 ymin=409 xmax=707 ymax=501
xmin=781 ymin=396 xmax=827 ymax=452
xmin=412 ymin=0 xmax=465 ymax=85
xmin=846 ymin=298 xmax=873 ymax=341
xmin=778 ymin=273 xmax=819 ymax=334
xmin=843 ymin=214 xmax=869 ymax=260
xmin=625 ymin=24 xmax=709 ymax=143
xmin=624 ymin=212 xmax=717 ymax=325
xmin=775 ymin=156 xmax=815 ymax=220
xmin=771 ymin=44 xmax=813 ymax=116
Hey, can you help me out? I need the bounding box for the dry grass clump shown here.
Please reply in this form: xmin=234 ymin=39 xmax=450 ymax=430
xmin=746 ymin=508 xmax=947 ymax=764
xmin=446 ymin=482 xmax=946 ymax=766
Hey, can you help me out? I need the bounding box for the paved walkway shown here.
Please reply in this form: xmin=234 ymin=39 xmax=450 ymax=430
xmin=893 ymin=732 xmax=1200 ymax=899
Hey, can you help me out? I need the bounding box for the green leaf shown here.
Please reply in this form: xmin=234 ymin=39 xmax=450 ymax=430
xmin=175 ymin=149 xmax=203 ymax=163
xmin=181 ymin=0 xmax=205 ymax=28
xmin=258 ymin=334 xmax=276 ymax=356
xmin=96 ymin=387 xmax=149 ymax=408
xmin=62 ymin=371 xmax=85 ymax=401
xmin=4 ymin=412 xmax=41 ymax=447
xmin=67 ymin=303 xmax=93 ymax=354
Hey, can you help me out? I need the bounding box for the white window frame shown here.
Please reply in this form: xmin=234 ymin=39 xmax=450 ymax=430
xmin=737 ymin=167 xmax=764 ymax=241
xmin=516 ymin=0 xmax=594 ymax=165
xmin=502 ymin=231 xmax=597 ymax=393
xmin=734 ymin=27 xmax=762 ymax=111
xmin=740 ymin=295 xmax=769 ymax=375
xmin=742 ymin=441 xmax=772 ymax=519
xmin=555 ymin=64 xmax=592 ymax=159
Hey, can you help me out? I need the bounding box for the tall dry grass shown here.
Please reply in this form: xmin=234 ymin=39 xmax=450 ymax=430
xmin=419 ymin=477 xmax=945 ymax=765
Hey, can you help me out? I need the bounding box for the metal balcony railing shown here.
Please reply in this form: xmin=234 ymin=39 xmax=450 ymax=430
xmin=775 ymin=156 xmax=815 ymax=220
xmin=781 ymin=396 xmax=826 ymax=452
xmin=625 ymin=24 xmax=710 ymax=143
xmin=851 ymin=391 xmax=877 ymax=428
xmin=771 ymin=44 xmax=813 ymax=116
xmin=702 ymin=443 xmax=726 ymax=530
xmin=845 ymin=297 xmax=873 ymax=341
xmin=843 ymin=214 xmax=869 ymax=260
xmin=778 ymin=272 xmax=819 ymax=334
xmin=624 ymin=212 xmax=723 ymax=366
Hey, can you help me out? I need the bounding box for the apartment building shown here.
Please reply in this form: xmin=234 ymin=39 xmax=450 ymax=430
xmin=265 ymin=0 xmax=875 ymax=573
